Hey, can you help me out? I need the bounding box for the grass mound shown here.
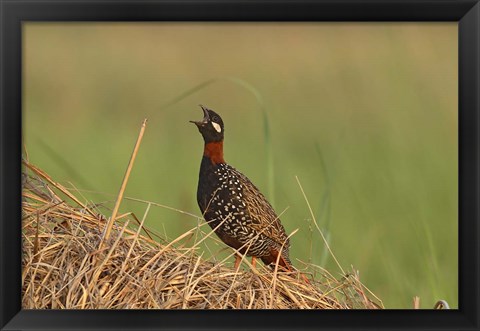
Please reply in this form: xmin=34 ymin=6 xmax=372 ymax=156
xmin=21 ymin=160 xmax=382 ymax=309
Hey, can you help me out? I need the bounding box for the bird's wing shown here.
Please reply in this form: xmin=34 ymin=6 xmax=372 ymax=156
xmin=229 ymin=166 xmax=290 ymax=249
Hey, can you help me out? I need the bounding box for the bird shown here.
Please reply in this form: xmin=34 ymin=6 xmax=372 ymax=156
xmin=190 ymin=105 xmax=293 ymax=272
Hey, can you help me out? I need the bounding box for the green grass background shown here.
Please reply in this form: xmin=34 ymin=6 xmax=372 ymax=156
xmin=23 ymin=23 xmax=458 ymax=309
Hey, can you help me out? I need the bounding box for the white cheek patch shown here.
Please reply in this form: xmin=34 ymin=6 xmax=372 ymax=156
xmin=212 ymin=122 xmax=222 ymax=133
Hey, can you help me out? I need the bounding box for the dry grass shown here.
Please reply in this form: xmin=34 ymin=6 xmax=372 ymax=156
xmin=21 ymin=160 xmax=383 ymax=309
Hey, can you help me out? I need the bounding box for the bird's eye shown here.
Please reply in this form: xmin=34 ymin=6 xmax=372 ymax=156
xmin=212 ymin=116 xmax=219 ymax=122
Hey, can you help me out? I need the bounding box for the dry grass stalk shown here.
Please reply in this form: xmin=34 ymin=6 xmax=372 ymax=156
xmin=413 ymin=296 xmax=420 ymax=309
xmin=21 ymin=161 xmax=383 ymax=309
xmin=102 ymin=118 xmax=147 ymax=245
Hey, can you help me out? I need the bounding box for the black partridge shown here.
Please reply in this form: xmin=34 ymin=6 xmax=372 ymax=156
xmin=190 ymin=105 xmax=293 ymax=271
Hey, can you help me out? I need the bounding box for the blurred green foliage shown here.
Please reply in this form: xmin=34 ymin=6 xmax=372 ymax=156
xmin=23 ymin=23 xmax=458 ymax=308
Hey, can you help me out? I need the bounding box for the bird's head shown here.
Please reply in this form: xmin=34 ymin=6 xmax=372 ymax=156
xmin=190 ymin=105 xmax=225 ymax=143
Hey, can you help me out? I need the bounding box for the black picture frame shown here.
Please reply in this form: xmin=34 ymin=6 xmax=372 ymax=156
xmin=1 ymin=0 xmax=479 ymax=330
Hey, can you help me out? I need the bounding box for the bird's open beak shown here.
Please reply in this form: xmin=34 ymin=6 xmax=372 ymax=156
xmin=189 ymin=105 xmax=210 ymax=127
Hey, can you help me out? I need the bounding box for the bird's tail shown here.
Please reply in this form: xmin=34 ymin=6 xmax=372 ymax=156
xmin=263 ymin=248 xmax=310 ymax=284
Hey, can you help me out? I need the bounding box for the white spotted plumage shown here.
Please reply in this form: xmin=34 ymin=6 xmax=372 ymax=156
xmin=198 ymin=162 xmax=291 ymax=261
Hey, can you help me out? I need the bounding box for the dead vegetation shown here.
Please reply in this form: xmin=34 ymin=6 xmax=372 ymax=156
xmin=21 ymin=159 xmax=383 ymax=309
